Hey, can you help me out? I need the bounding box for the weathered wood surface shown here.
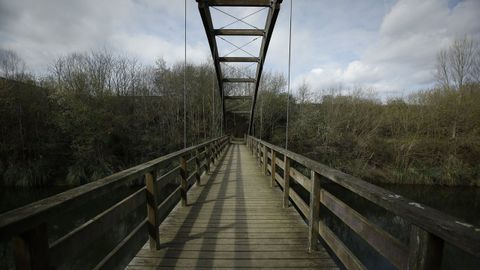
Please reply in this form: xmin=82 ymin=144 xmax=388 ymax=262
xmin=248 ymin=136 xmax=480 ymax=258
xmin=0 ymin=137 xmax=228 ymax=241
xmin=0 ymin=136 xmax=228 ymax=270
xmin=127 ymin=143 xmax=338 ymax=269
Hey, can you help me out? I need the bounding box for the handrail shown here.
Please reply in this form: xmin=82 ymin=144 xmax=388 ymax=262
xmin=0 ymin=135 xmax=229 ymax=270
xmin=247 ymin=135 xmax=480 ymax=270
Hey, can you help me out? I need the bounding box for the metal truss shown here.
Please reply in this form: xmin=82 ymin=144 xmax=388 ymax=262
xmin=197 ymin=0 xmax=283 ymax=135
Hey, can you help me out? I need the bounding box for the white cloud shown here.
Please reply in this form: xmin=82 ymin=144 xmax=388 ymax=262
xmin=0 ymin=0 xmax=210 ymax=74
xmin=110 ymin=33 xmax=208 ymax=65
xmin=1 ymin=0 xmax=479 ymax=96
xmin=295 ymin=0 xmax=480 ymax=97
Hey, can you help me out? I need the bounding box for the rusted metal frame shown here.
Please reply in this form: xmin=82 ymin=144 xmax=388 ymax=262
xmin=197 ymin=0 xmax=226 ymax=128
xmin=247 ymin=0 xmax=283 ymax=135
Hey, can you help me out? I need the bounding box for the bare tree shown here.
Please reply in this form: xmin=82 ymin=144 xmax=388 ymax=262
xmin=473 ymin=45 xmax=480 ymax=83
xmin=435 ymin=36 xmax=479 ymax=90
xmin=0 ymin=49 xmax=27 ymax=80
xmin=297 ymin=80 xmax=312 ymax=104
xmin=435 ymin=37 xmax=479 ymax=139
xmin=435 ymin=49 xmax=450 ymax=89
xmin=450 ymin=37 xmax=476 ymax=89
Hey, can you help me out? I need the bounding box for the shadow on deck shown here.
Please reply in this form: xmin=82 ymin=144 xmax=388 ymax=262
xmin=127 ymin=143 xmax=338 ymax=269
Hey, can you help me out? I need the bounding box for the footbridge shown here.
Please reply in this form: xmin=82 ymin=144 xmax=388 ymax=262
xmin=0 ymin=1 xmax=479 ymax=270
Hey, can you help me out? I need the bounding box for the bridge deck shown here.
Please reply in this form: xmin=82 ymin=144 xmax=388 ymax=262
xmin=127 ymin=143 xmax=338 ymax=269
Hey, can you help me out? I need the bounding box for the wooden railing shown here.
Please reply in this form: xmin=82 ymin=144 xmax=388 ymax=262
xmin=0 ymin=135 xmax=229 ymax=270
xmin=247 ymin=136 xmax=480 ymax=270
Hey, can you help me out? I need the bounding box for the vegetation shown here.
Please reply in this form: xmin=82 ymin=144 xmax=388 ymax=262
xmin=1 ymin=37 xmax=479 ymax=187
xmin=0 ymin=50 xmax=223 ymax=186
xmin=253 ymin=37 xmax=480 ymax=186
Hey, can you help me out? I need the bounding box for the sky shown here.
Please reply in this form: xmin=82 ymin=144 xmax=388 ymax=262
xmin=0 ymin=0 xmax=479 ymax=98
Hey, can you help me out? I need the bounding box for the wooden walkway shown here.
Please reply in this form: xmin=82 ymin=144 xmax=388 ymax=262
xmin=127 ymin=143 xmax=338 ymax=269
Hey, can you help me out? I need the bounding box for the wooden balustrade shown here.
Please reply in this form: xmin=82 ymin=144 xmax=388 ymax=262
xmin=247 ymin=136 xmax=480 ymax=270
xmin=0 ymin=136 xmax=229 ymax=270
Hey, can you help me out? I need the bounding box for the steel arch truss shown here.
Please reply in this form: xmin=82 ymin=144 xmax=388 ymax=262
xmin=197 ymin=0 xmax=283 ymax=135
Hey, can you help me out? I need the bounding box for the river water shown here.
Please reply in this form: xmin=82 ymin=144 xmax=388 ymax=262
xmin=0 ymin=183 xmax=479 ymax=269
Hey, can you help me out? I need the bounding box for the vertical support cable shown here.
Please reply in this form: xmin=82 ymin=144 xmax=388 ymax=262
xmin=212 ymin=73 xmax=215 ymax=137
xmin=260 ymin=98 xmax=263 ymax=140
xmin=285 ymin=0 xmax=293 ymax=150
xmin=183 ymin=0 xmax=187 ymax=148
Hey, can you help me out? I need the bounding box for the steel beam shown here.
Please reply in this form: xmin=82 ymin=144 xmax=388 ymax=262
xmin=225 ymin=95 xmax=253 ymax=100
xmin=248 ymin=0 xmax=283 ymax=135
xmin=214 ymin=29 xmax=265 ymax=36
xmin=227 ymin=111 xmax=251 ymax=114
xmin=197 ymin=0 xmax=226 ymax=128
xmin=223 ymin=78 xmax=256 ymax=83
xmin=208 ymin=0 xmax=271 ymax=6
xmin=219 ymin=57 xmax=260 ymax=62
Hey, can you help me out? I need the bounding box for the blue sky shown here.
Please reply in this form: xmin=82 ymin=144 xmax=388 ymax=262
xmin=0 ymin=0 xmax=479 ymax=98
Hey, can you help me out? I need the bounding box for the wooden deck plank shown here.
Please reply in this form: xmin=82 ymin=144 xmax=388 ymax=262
xmin=129 ymin=257 xmax=338 ymax=268
xmin=128 ymin=267 xmax=339 ymax=270
xmin=128 ymin=143 xmax=338 ymax=269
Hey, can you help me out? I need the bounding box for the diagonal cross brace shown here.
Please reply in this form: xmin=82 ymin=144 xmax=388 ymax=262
xmin=197 ymin=0 xmax=283 ymax=135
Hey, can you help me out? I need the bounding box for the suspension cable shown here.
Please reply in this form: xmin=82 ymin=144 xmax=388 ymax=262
xmin=212 ymin=73 xmax=215 ymax=137
xmin=285 ymin=0 xmax=293 ymax=150
xmin=183 ymin=0 xmax=187 ymax=148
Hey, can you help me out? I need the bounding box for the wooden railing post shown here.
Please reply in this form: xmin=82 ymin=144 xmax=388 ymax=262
xmin=211 ymin=142 xmax=215 ymax=164
xmin=283 ymin=156 xmax=291 ymax=208
xmin=263 ymin=145 xmax=268 ymax=175
xmin=408 ymin=225 xmax=444 ymax=270
xmin=211 ymin=142 xmax=216 ymax=164
xmin=145 ymin=171 xmax=160 ymax=250
xmin=195 ymin=148 xmax=201 ymax=186
xmin=214 ymin=141 xmax=219 ymax=162
xmin=13 ymin=223 xmax=50 ymax=270
xmin=271 ymin=150 xmax=276 ymax=187
xmin=308 ymin=170 xmax=321 ymax=252
xmin=180 ymin=155 xmax=188 ymax=207
xmin=251 ymin=139 xmax=255 ymax=156
xmin=210 ymin=142 xmax=215 ymax=165
xmin=206 ymin=145 xmax=211 ymax=173
xmin=218 ymin=139 xmax=222 ymax=156
xmin=257 ymin=143 xmax=261 ymax=164
xmin=219 ymin=140 xmax=223 ymax=155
